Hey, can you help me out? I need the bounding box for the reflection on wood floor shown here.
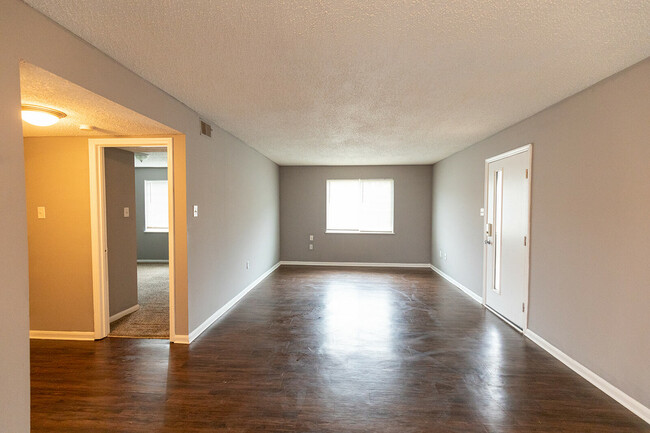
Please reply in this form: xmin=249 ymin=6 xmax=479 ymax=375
xmin=31 ymin=266 xmax=648 ymax=432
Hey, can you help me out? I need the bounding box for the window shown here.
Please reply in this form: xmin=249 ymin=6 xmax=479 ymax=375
xmin=144 ymin=180 xmax=169 ymax=232
xmin=493 ymin=169 xmax=503 ymax=294
xmin=326 ymin=179 xmax=394 ymax=233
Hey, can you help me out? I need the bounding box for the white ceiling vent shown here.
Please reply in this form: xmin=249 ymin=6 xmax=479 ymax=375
xmin=200 ymin=120 xmax=212 ymax=137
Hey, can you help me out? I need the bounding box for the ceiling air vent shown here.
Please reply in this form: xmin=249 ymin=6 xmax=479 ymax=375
xmin=200 ymin=120 xmax=212 ymax=137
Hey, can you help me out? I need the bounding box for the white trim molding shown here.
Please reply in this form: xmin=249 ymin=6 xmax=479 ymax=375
xmin=173 ymin=335 xmax=190 ymax=344
xmin=525 ymin=329 xmax=650 ymax=425
xmin=430 ymin=265 xmax=483 ymax=304
xmin=183 ymin=262 xmax=282 ymax=344
xmin=30 ymin=330 xmax=95 ymax=341
xmin=280 ymin=261 xmax=431 ymax=268
xmin=89 ymin=137 xmax=177 ymax=342
xmin=109 ymin=304 xmax=140 ymax=323
xmin=484 ymin=143 xmax=533 ymax=163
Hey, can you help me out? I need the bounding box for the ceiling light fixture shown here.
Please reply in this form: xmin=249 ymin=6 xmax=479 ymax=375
xmin=21 ymin=104 xmax=67 ymax=126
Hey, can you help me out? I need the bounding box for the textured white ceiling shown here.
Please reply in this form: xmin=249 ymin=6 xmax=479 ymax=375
xmin=20 ymin=62 xmax=178 ymax=137
xmin=132 ymin=151 xmax=168 ymax=168
xmin=22 ymin=0 xmax=650 ymax=165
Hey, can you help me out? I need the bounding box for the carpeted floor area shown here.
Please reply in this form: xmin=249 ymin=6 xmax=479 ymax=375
xmin=110 ymin=263 xmax=169 ymax=339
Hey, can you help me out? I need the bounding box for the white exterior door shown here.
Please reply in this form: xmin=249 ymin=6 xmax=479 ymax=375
xmin=484 ymin=146 xmax=531 ymax=329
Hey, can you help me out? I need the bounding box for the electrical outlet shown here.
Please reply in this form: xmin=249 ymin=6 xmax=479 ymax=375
xmin=309 ymin=234 xmax=314 ymax=241
xmin=123 ymin=207 xmax=130 ymax=217
xmin=444 ymin=253 xmax=448 ymax=261
xmin=309 ymin=244 xmax=314 ymax=250
xmin=246 ymin=261 xmax=250 ymax=270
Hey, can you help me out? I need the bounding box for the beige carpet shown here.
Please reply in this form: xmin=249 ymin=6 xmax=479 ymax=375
xmin=110 ymin=263 xmax=169 ymax=339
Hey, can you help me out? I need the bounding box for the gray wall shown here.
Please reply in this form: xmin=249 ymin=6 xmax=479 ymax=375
xmin=0 ymin=3 xmax=30 ymax=428
xmin=1 ymin=1 xmax=280 ymax=430
xmin=281 ymin=165 xmax=431 ymax=264
xmin=105 ymin=148 xmax=138 ymax=316
xmin=135 ymin=167 xmax=169 ymax=261
xmin=431 ymin=57 xmax=650 ymax=407
xmin=187 ymin=127 xmax=280 ymax=332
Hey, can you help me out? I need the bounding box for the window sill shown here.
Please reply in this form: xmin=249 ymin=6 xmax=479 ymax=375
xmin=325 ymin=230 xmax=394 ymax=235
xmin=144 ymin=229 xmax=169 ymax=233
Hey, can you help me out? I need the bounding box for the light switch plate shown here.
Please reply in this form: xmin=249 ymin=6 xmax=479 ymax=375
xmin=37 ymin=206 xmax=46 ymax=219
xmin=193 ymin=205 xmax=199 ymax=217
xmin=479 ymin=208 xmax=485 ymax=217
xmin=309 ymin=235 xmax=314 ymax=241
xmin=123 ymin=207 xmax=129 ymax=217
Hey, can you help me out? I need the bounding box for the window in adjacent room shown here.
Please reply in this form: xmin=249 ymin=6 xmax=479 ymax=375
xmin=326 ymin=179 xmax=394 ymax=234
xmin=144 ymin=180 xmax=169 ymax=232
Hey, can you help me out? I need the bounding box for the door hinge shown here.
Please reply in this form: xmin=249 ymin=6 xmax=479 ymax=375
xmin=524 ymin=236 xmax=527 ymax=246
xmin=522 ymin=302 xmax=526 ymax=313
xmin=525 ymin=169 xmax=529 ymax=179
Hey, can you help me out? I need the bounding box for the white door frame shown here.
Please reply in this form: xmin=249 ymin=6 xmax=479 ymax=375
xmin=89 ymin=137 xmax=176 ymax=342
xmin=482 ymin=143 xmax=533 ymax=332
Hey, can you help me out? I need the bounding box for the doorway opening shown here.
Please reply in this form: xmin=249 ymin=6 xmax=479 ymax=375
xmin=482 ymin=144 xmax=532 ymax=331
xmin=89 ymin=138 xmax=176 ymax=342
xmin=104 ymin=148 xmax=171 ymax=339
xmin=21 ymin=62 xmax=182 ymax=343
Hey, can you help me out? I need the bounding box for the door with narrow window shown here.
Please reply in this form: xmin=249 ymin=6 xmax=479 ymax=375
xmin=484 ymin=146 xmax=531 ymax=329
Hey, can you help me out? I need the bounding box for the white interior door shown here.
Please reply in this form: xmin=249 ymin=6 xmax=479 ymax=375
xmin=484 ymin=147 xmax=531 ymax=329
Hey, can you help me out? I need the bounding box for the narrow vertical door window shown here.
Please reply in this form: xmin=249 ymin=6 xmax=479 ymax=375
xmin=493 ymin=170 xmax=503 ymax=293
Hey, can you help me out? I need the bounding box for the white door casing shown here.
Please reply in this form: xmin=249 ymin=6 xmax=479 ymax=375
xmin=483 ymin=145 xmax=532 ymax=330
xmin=89 ymin=137 xmax=177 ymax=342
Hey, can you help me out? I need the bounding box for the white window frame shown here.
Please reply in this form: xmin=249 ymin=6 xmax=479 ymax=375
xmin=326 ymin=178 xmax=395 ymax=234
xmin=144 ymin=179 xmax=169 ymax=233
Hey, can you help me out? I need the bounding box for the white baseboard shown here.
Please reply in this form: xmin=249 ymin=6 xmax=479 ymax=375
xmin=187 ymin=262 xmax=281 ymax=344
xmin=525 ymin=329 xmax=650 ymax=425
xmin=279 ymin=261 xmax=431 ymax=268
xmin=137 ymin=260 xmax=169 ymax=263
xmin=30 ymin=330 xmax=95 ymax=341
xmin=109 ymin=304 xmax=140 ymax=323
xmin=430 ymin=264 xmax=483 ymax=304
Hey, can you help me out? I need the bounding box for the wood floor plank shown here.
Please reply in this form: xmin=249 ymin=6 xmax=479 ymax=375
xmin=31 ymin=266 xmax=649 ymax=432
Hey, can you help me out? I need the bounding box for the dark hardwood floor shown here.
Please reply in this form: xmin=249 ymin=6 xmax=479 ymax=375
xmin=31 ymin=266 xmax=649 ymax=432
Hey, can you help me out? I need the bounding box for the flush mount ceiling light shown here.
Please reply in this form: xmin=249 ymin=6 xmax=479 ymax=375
xmin=21 ymin=104 xmax=67 ymax=126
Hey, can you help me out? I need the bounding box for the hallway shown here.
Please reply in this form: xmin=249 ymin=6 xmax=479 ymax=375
xmin=30 ymin=266 xmax=647 ymax=432
xmin=110 ymin=263 xmax=170 ymax=339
